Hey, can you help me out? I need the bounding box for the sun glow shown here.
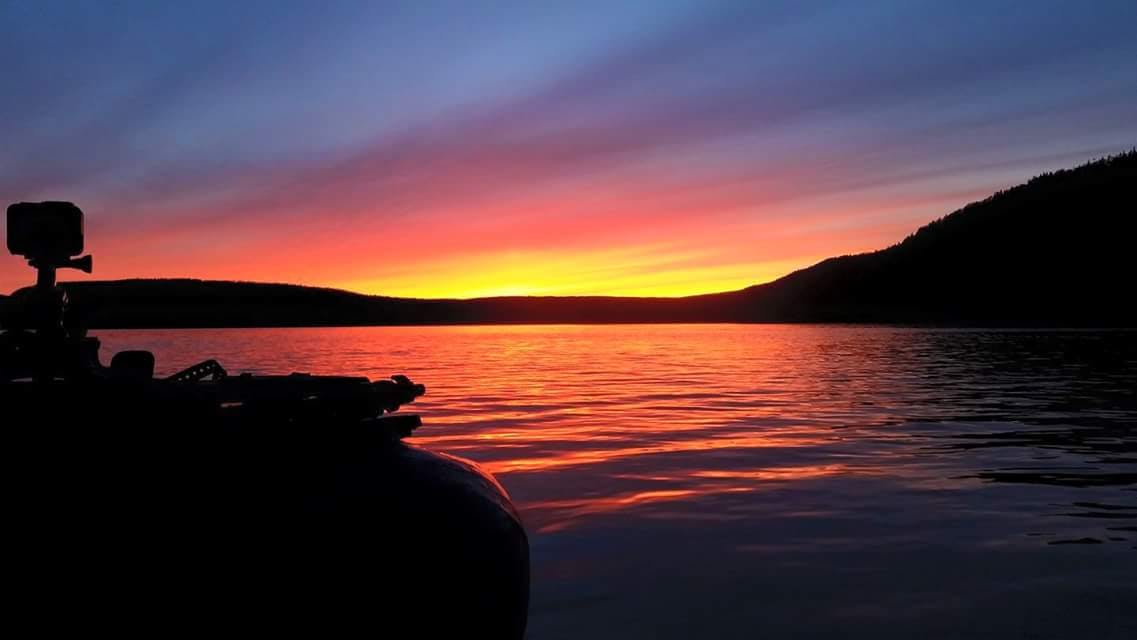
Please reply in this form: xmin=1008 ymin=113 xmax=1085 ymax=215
xmin=334 ymin=249 xmax=818 ymax=299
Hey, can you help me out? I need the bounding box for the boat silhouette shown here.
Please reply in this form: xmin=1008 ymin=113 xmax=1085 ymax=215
xmin=2 ymin=202 xmax=529 ymax=637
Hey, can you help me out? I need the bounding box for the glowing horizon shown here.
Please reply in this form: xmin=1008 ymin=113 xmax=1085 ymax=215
xmin=2 ymin=1 xmax=1135 ymax=298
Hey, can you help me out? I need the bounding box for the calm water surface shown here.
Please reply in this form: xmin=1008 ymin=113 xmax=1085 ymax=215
xmin=100 ymin=325 xmax=1137 ymax=639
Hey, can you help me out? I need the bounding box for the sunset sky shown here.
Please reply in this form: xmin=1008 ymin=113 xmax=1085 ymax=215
xmin=2 ymin=0 xmax=1135 ymax=298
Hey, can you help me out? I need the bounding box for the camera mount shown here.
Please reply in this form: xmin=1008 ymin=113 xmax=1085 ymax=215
xmin=2 ymin=202 xmax=99 ymax=381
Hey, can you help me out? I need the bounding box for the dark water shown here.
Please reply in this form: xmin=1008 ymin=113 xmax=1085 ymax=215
xmin=99 ymin=325 xmax=1137 ymax=639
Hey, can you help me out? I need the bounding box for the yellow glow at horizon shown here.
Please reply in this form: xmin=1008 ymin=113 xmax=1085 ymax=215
xmin=334 ymin=248 xmax=820 ymax=299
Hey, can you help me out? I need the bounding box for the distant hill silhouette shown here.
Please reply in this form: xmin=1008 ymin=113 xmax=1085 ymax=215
xmin=732 ymin=149 xmax=1137 ymax=325
xmin=3 ymin=151 xmax=1134 ymax=327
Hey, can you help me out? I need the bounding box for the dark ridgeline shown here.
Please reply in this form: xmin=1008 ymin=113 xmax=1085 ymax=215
xmin=4 ymin=150 xmax=1134 ymax=327
xmin=741 ymin=148 xmax=1137 ymax=325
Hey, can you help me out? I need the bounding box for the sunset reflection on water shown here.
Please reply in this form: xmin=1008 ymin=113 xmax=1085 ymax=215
xmin=100 ymin=325 xmax=1137 ymax=639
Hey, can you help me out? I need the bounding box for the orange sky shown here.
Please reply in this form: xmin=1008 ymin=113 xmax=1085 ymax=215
xmin=0 ymin=161 xmax=1107 ymax=298
xmin=1 ymin=173 xmax=998 ymax=298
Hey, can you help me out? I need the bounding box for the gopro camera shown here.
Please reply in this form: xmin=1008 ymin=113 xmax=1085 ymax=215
xmin=7 ymin=201 xmax=85 ymax=260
